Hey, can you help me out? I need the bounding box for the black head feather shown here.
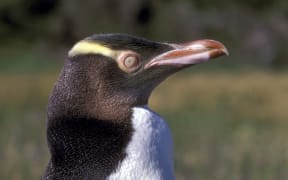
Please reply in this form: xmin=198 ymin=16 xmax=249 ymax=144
xmin=86 ymin=33 xmax=173 ymax=57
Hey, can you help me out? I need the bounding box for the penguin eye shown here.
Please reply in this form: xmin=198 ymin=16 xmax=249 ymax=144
xmin=118 ymin=52 xmax=142 ymax=73
xmin=124 ymin=56 xmax=139 ymax=68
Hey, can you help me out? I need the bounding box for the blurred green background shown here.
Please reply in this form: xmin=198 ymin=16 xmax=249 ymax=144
xmin=1 ymin=0 xmax=288 ymax=179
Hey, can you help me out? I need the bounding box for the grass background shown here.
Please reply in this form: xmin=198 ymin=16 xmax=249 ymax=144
xmin=1 ymin=65 xmax=288 ymax=179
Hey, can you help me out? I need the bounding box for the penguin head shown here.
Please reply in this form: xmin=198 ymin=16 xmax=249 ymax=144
xmin=50 ymin=33 xmax=228 ymax=120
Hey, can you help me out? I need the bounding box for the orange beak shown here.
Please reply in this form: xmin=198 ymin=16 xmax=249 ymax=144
xmin=145 ymin=39 xmax=228 ymax=69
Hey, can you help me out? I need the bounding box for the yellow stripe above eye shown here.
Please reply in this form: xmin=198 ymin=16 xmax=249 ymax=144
xmin=68 ymin=41 xmax=118 ymax=59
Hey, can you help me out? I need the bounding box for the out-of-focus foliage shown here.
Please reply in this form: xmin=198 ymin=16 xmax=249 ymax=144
xmin=192 ymin=0 xmax=276 ymax=11
xmin=0 ymin=0 xmax=288 ymax=68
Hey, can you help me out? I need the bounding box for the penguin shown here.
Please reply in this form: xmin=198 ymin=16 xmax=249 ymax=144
xmin=44 ymin=33 xmax=228 ymax=180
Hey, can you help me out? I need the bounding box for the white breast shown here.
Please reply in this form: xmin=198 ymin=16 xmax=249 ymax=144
xmin=108 ymin=106 xmax=175 ymax=180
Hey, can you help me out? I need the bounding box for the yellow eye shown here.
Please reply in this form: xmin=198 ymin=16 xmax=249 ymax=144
xmin=118 ymin=52 xmax=142 ymax=73
xmin=124 ymin=56 xmax=139 ymax=68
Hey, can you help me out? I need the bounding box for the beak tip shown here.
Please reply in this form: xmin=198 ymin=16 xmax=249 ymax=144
xmin=209 ymin=47 xmax=229 ymax=59
xmin=209 ymin=42 xmax=229 ymax=58
xmin=222 ymin=47 xmax=229 ymax=56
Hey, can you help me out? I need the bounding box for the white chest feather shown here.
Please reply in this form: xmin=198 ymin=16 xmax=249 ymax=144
xmin=108 ymin=106 xmax=175 ymax=180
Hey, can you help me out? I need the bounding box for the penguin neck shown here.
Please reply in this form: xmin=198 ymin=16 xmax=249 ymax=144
xmin=46 ymin=87 xmax=134 ymax=180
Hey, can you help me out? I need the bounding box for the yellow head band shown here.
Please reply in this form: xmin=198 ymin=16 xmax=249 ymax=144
xmin=68 ymin=41 xmax=118 ymax=59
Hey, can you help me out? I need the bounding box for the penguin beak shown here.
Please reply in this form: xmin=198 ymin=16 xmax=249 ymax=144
xmin=145 ymin=39 xmax=228 ymax=69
